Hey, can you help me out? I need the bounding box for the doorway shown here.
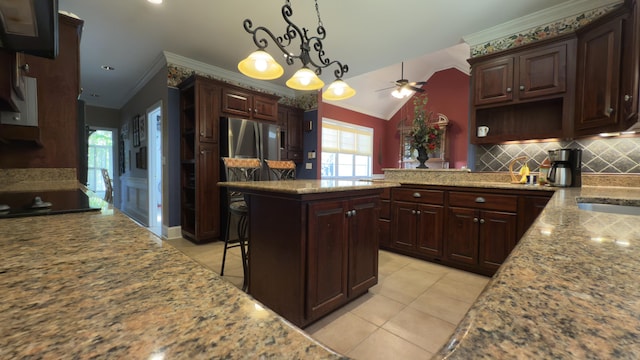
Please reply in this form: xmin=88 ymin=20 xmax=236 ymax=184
xmin=147 ymin=102 xmax=163 ymax=237
xmin=87 ymin=129 xmax=115 ymax=200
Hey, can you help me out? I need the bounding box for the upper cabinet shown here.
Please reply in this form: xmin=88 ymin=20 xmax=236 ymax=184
xmin=473 ymin=42 xmax=568 ymax=106
xmin=470 ymin=35 xmax=576 ymax=144
xmin=470 ymin=0 xmax=639 ymax=143
xmin=221 ymin=86 xmax=279 ymax=122
xmin=574 ymin=13 xmax=625 ymax=135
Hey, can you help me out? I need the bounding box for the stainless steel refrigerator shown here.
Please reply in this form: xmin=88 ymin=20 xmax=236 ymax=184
xmin=219 ymin=118 xmax=281 ymax=240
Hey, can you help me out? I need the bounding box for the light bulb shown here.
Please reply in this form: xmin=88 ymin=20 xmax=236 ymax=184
xmin=254 ymin=58 xmax=267 ymax=72
xmin=299 ymin=73 xmax=312 ymax=86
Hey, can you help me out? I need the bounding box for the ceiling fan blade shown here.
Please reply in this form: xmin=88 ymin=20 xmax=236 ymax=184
xmin=409 ymin=81 xmax=427 ymax=86
xmin=375 ymin=86 xmax=396 ymax=92
xmin=408 ymin=86 xmax=425 ymax=92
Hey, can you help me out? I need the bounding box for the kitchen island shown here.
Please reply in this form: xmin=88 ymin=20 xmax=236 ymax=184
xmin=218 ymin=179 xmax=400 ymax=328
xmin=0 ymin=196 xmax=345 ymax=359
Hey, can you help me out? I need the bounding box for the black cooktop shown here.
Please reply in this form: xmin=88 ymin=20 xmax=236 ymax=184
xmin=0 ymin=189 xmax=101 ymax=219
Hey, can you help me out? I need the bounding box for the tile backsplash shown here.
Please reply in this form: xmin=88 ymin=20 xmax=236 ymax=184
xmin=475 ymin=137 xmax=640 ymax=173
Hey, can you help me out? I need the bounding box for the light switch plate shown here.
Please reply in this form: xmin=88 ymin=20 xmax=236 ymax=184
xmin=305 ymin=162 xmax=313 ymax=170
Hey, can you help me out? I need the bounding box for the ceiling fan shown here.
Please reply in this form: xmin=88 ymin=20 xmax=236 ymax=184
xmin=378 ymin=62 xmax=426 ymax=98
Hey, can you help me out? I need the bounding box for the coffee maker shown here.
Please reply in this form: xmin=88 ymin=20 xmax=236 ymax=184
xmin=547 ymin=148 xmax=582 ymax=187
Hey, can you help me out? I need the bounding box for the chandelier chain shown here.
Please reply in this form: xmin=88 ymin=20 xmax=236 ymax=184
xmin=314 ymin=0 xmax=323 ymax=27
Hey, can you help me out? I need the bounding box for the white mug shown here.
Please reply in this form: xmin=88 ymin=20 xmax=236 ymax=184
xmin=477 ymin=126 xmax=489 ymax=137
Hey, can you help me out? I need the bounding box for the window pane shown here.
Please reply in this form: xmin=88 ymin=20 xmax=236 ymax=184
xmin=322 ymin=128 xmax=339 ymax=151
xmin=356 ymin=133 xmax=372 ymax=154
xmin=340 ymin=131 xmax=355 ymax=152
xmin=321 ymin=152 xmax=336 ymax=177
xmin=354 ymin=155 xmax=370 ymax=176
xmin=337 ymin=153 xmax=353 ymax=177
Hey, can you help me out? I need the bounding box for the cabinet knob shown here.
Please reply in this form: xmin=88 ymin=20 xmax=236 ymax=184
xmin=506 ymin=87 xmax=512 ymax=93
xmin=519 ymin=85 xmax=525 ymax=91
xmin=624 ymin=94 xmax=632 ymax=102
xmin=412 ymin=192 xmax=421 ymax=198
xmin=248 ymin=108 xmax=252 ymax=113
xmin=411 ymin=210 xmax=416 ymax=215
xmin=200 ymin=131 xmax=205 ymax=136
xmin=473 ymin=217 xmax=479 ymax=223
xmin=254 ymin=108 xmax=258 ymax=113
xmin=352 ymin=210 xmax=356 ymax=217
xmin=606 ymin=107 xmax=614 ymax=115
xmin=416 ymin=210 xmax=421 ymax=215
xmin=21 ymin=64 xmax=30 ymax=73
xmin=475 ymin=197 xmax=486 ymax=203
xmin=480 ymin=219 xmax=485 ymax=224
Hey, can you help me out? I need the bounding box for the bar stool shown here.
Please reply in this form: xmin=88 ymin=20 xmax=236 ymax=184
xmin=221 ymin=157 xmax=262 ymax=291
xmin=265 ymin=160 xmax=296 ymax=180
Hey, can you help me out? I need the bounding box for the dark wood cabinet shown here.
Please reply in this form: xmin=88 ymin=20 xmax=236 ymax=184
xmin=575 ymin=14 xmax=624 ymax=135
xmin=378 ymin=188 xmax=391 ymax=249
xmin=221 ymin=86 xmax=279 ymax=122
xmin=518 ymin=194 xmax=552 ymax=239
xmin=470 ymin=36 xmax=576 ymax=144
xmin=391 ymin=187 xmax=445 ymax=259
xmin=277 ymin=105 xmax=304 ymax=162
xmin=307 ymin=195 xmax=379 ymax=322
xmin=446 ymin=191 xmax=518 ymax=274
xmin=246 ymin=189 xmax=381 ymax=327
xmin=621 ymin=0 xmax=639 ymax=127
xmin=0 ymin=14 xmax=83 ymax=167
xmin=179 ymin=76 xmax=221 ymax=242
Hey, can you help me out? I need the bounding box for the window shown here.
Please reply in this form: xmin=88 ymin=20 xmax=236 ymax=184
xmin=88 ymin=130 xmax=113 ymax=198
xmin=321 ymin=119 xmax=373 ymax=179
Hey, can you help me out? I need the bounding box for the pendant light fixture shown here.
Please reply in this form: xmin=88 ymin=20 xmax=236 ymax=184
xmin=238 ymin=0 xmax=356 ymax=100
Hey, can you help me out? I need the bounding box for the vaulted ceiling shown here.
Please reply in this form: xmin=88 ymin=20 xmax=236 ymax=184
xmin=58 ymin=0 xmax=619 ymax=120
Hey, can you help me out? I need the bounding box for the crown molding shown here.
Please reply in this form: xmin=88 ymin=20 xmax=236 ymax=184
xmin=163 ymin=51 xmax=294 ymax=98
xmin=118 ymin=51 xmax=168 ymax=107
xmin=463 ymin=0 xmax=623 ymax=46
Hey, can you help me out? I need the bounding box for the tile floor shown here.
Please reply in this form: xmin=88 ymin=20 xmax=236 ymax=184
xmin=165 ymin=238 xmax=490 ymax=359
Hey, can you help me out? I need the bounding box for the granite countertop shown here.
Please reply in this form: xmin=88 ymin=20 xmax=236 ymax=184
xmin=0 ymin=202 xmax=344 ymax=359
xmin=435 ymin=185 xmax=640 ymax=359
xmin=218 ymin=179 xmax=400 ymax=194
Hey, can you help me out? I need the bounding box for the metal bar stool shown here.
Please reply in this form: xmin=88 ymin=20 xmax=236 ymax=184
xmin=220 ymin=157 xmax=261 ymax=292
xmin=265 ymin=160 xmax=296 ymax=180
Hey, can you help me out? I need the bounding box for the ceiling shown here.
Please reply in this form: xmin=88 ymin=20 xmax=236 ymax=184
xmin=57 ymin=0 xmax=616 ymax=120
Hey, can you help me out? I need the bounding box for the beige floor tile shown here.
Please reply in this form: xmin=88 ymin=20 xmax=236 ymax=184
xmin=307 ymin=312 xmax=378 ymax=354
xmin=382 ymin=306 xmax=456 ymax=353
xmin=303 ymin=306 xmax=350 ymax=334
xmin=347 ymin=328 xmax=434 ymax=360
xmin=405 ymin=259 xmax=451 ymax=275
xmin=409 ymin=291 xmax=472 ymax=325
xmin=428 ymin=276 xmax=487 ymax=303
xmin=374 ymin=267 xmax=444 ymax=304
xmin=442 ymin=269 xmax=491 ymax=287
xmin=344 ymin=292 xmax=406 ymax=326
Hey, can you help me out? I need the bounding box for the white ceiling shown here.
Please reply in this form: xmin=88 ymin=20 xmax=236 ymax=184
xmin=57 ymin=0 xmax=618 ymax=120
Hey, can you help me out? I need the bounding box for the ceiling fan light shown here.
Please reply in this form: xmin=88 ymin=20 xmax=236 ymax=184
xmin=392 ymin=87 xmax=413 ymax=99
xmin=286 ymin=67 xmax=324 ymax=90
xmin=391 ymin=89 xmax=404 ymax=99
xmin=238 ymin=50 xmax=284 ymax=80
xmin=323 ymin=79 xmax=356 ymax=101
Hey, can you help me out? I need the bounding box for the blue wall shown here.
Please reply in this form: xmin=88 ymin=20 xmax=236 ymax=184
xmin=296 ymin=109 xmax=319 ymax=179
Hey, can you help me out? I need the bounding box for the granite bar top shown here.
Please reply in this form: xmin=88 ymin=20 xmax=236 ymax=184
xmin=218 ymin=179 xmax=400 ymax=194
xmin=434 ymin=185 xmax=640 ymax=359
xmin=0 ymin=202 xmax=344 ymax=359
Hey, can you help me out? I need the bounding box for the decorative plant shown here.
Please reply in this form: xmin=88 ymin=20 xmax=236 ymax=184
xmin=408 ymin=94 xmax=441 ymax=155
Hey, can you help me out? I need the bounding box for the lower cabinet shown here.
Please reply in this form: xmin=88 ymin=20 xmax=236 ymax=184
xmin=391 ymin=188 xmax=445 ymax=259
xmin=246 ymin=189 xmax=381 ymax=328
xmin=307 ymin=196 xmax=379 ymax=322
xmin=378 ymin=188 xmax=391 ymax=249
xmin=387 ymin=185 xmax=553 ymax=276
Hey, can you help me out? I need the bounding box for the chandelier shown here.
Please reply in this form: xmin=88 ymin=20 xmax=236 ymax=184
xmin=237 ymin=0 xmax=356 ymax=101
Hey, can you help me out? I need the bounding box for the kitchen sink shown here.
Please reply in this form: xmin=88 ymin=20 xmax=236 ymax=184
xmin=577 ymin=202 xmax=640 ymax=216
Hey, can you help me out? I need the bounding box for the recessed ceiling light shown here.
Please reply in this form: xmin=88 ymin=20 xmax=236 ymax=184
xmin=148 ymin=0 xmax=162 ymax=4
xmin=89 ymin=93 xmax=100 ymax=97
xmin=101 ymin=65 xmax=115 ymax=71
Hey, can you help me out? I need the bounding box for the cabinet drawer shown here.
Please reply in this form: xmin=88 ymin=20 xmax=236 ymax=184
xmin=392 ymin=188 xmax=444 ymax=204
xmin=380 ymin=187 xmax=391 ymax=200
xmin=449 ymin=192 xmax=517 ymax=212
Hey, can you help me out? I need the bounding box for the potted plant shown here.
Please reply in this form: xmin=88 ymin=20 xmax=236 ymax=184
xmin=408 ymin=94 xmax=441 ymax=168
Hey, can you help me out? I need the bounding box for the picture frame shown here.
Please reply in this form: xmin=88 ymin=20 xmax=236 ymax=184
xmin=139 ymin=114 xmax=146 ymax=142
xmin=132 ymin=115 xmax=140 ymax=147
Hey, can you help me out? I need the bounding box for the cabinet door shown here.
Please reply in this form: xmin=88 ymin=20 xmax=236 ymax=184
xmin=391 ymin=201 xmax=417 ymax=252
xmin=518 ymin=42 xmax=567 ymax=99
xmin=196 ymin=143 xmax=220 ymax=239
xmin=252 ymin=94 xmax=278 ymax=122
xmin=306 ymin=200 xmax=349 ymax=322
xmin=349 ymin=196 xmax=379 ymax=297
xmin=446 ymin=207 xmax=478 ymax=265
xmin=478 ymin=210 xmax=517 ymax=272
xmin=197 ymin=82 xmax=219 ymax=143
xmin=221 ymin=88 xmax=251 ymax=117
xmin=575 ymin=17 xmax=623 ymax=133
xmin=621 ymin=0 xmax=639 ymax=125
xmin=416 ymin=203 xmax=444 ymax=258
xmin=518 ymin=195 xmax=551 ymax=239
xmin=473 ymin=56 xmax=514 ymax=105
